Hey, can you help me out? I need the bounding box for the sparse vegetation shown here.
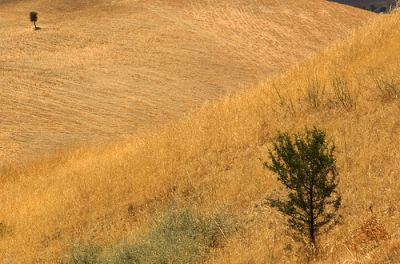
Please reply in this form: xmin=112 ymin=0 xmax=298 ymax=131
xmin=305 ymin=79 xmax=325 ymax=110
xmin=352 ymin=216 xmax=390 ymax=253
xmin=375 ymin=77 xmax=400 ymax=102
xmin=108 ymin=209 xmax=235 ymax=264
xmin=330 ymin=77 xmax=354 ymax=110
xmin=0 ymin=222 xmax=11 ymax=238
xmin=59 ymin=209 xmax=235 ymax=264
xmin=59 ymin=244 xmax=101 ymax=264
xmin=265 ymin=128 xmax=341 ymax=250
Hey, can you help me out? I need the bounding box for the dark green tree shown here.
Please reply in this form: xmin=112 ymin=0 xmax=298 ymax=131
xmin=265 ymin=128 xmax=341 ymax=249
xmin=30 ymin=11 xmax=38 ymax=30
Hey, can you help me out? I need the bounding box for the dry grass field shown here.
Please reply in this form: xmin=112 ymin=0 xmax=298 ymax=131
xmin=0 ymin=0 xmax=372 ymax=163
xmin=3 ymin=1 xmax=400 ymax=264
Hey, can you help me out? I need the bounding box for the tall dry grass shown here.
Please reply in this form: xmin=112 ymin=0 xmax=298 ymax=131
xmin=1 ymin=5 xmax=400 ymax=264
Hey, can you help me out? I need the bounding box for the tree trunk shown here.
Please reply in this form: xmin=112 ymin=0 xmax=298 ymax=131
xmin=309 ymin=188 xmax=316 ymax=248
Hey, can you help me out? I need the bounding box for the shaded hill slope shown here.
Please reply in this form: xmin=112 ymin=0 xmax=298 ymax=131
xmin=0 ymin=0 xmax=372 ymax=162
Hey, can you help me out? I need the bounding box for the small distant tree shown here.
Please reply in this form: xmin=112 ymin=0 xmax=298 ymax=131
xmin=30 ymin=11 xmax=38 ymax=30
xmin=265 ymin=128 xmax=341 ymax=250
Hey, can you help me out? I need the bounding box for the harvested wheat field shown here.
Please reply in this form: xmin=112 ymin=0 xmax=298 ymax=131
xmin=0 ymin=0 xmax=372 ymax=163
xmin=3 ymin=1 xmax=400 ymax=264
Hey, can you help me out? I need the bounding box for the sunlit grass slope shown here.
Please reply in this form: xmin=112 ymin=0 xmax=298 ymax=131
xmin=1 ymin=5 xmax=399 ymax=263
xmin=0 ymin=0 xmax=372 ymax=163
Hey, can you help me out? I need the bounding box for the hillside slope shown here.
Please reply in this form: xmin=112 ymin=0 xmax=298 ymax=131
xmin=0 ymin=0 xmax=372 ymax=163
xmin=1 ymin=5 xmax=400 ymax=264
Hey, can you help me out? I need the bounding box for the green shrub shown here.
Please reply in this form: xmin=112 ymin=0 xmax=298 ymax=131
xmin=60 ymin=209 xmax=235 ymax=264
xmin=108 ymin=209 xmax=234 ymax=264
xmin=265 ymin=128 xmax=341 ymax=250
xmin=59 ymin=244 xmax=101 ymax=264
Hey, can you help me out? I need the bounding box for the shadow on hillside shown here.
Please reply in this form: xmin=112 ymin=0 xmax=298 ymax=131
xmin=328 ymin=0 xmax=397 ymax=13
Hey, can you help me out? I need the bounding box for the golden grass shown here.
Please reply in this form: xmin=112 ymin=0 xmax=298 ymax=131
xmin=2 ymin=1 xmax=400 ymax=264
xmin=0 ymin=0 xmax=371 ymax=162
